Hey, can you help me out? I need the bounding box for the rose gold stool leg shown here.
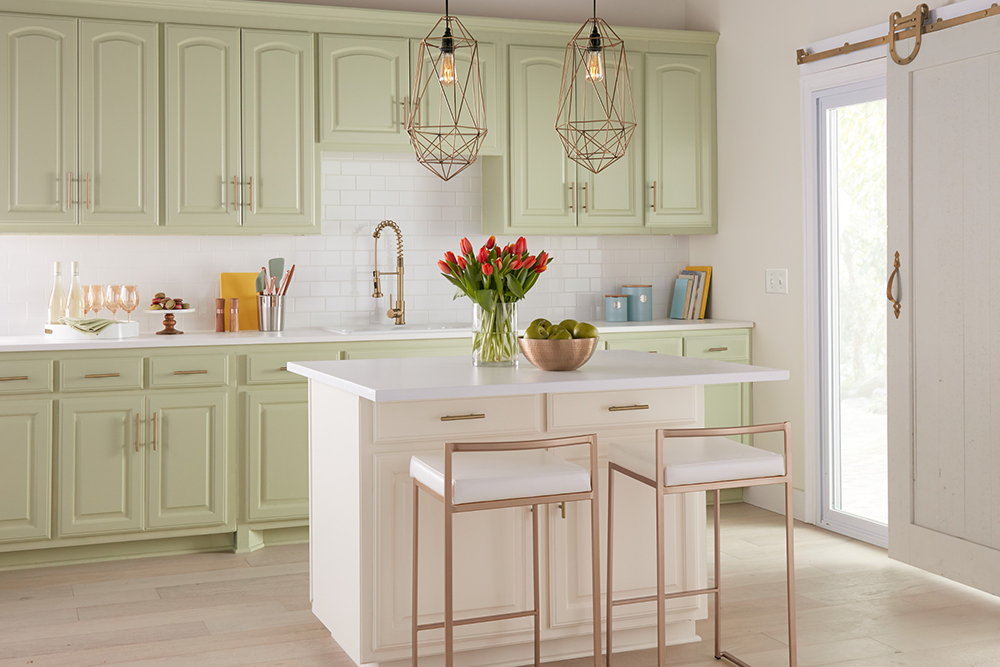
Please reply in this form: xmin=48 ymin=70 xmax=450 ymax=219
xmin=533 ymin=504 xmax=541 ymax=667
xmin=785 ymin=480 xmax=797 ymax=667
xmin=412 ymin=483 xmax=420 ymax=667
xmin=714 ymin=488 xmax=722 ymax=659
xmin=655 ymin=487 xmax=666 ymax=667
xmin=444 ymin=498 xmax=454 ymax=667
xmin=606 ymin=467 xmax=615 ymax=667
xmin=590 ymin=492 xmax=602 ymax=667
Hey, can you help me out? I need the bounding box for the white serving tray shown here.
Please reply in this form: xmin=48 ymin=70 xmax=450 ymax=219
xmin=44 ymin=321 xmax=140 ymax=340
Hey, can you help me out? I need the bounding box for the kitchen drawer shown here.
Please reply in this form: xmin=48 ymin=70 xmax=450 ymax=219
xmin=150 ymin=354 xmax=229 ymax=388
xmin=548 ymin=387 xmax=698 ymax=432
xmin=374 ymin=395 xmax=542 ymax=443
xmin=60 ymin=357 xmax=143 ymax=392
xmin=0 ymin=360 xmax=53 ymax=394
xmin=606 ymin=337 xmax=683 ymax=356
xmin=683 ymin=335 xmax=749 ymax=362
xmin=246 ymin=351 xmax=342 ymax=385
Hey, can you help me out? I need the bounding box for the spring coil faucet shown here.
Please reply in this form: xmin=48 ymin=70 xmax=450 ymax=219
xmin=372 ymin=220 xmax=405 ymax=325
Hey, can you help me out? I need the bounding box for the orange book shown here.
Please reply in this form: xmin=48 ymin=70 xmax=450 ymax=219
xmin=685 ymin=266 xmax=712 ymax=319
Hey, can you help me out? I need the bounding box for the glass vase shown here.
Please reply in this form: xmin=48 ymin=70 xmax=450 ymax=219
xmin=472 ymin=300 xmax=518 ymax=367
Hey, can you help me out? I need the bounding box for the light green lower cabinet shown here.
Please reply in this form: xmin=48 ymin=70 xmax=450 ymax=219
xmin=0 ymin=400 xmax=52 ymax=543
xmin=147 ymin=393 xmax=228 ymax=529
xmin=246 ymin=388 xmax=308 ymax=522
xmin=59 ymin=396 xmax=144 ymax=537
xmin=606 ymin=336 xmax=684 ymax=356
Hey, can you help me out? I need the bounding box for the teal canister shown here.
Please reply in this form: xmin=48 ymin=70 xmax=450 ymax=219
xmin=605 ymin=294 xmax=629 ymax=322
xmin=621 ymin=284 xmax=652 ymax=321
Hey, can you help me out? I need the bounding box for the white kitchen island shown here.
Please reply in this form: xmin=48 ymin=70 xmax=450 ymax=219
xmin=289 ymin=351 xmax=788 ymax=667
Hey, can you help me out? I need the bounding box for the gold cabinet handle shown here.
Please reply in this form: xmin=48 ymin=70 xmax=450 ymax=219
xmin=583 ymin=182 xmax=589 ymax=212
xmin=887 ymin=251 xmax=901 ymax=319
xmin=708 ymin=347 xmax=729 ymax=352
xmin=651 ymin=180 xmax=657 ymax=211
xmin=559 ymin=501 xmax=566 ymax=519
xmin=85 ymin=172 xmax=90 ymax=210
xmin=67 ymin=172 xmax=74 ymax=210
xmin=279 ymin=366 xmax=288 ymax=371
xmin=173 ymin=370 xmax=208 ymax=375
xmin=569 ymin=183 xmax=575 ymax=212
xmin=0 ymin=376 xmax=28 ymax=381
xmin=440 ymin=413 xmax=486 ymax=422
xmin=248 ymin=176 xmax=254 ymax=212
xmin=153 ymin=412 xmax=157 ymax=451
xmin=608 ymin=404 xmax=649 ymax=412
xmin=135 ymin=414 xmax=139 ymax=453
xmin=84 ymin=373 xmax=120 ymax=379
xmin=232 ymin=176 xmax=238 ymax=212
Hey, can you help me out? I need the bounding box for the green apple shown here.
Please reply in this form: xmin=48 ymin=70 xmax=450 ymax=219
xmin=529 ymin=318 xmax=551 ymax=330
xmin=558 ymin=319 xmax=579 ymax=333
xmin=549 ymin=328 xmax=572 ymax=340
xmin=573 ymin=322 xmax=599 ymax=339
xmin=525 ymin=324 xmax=549 ymax=339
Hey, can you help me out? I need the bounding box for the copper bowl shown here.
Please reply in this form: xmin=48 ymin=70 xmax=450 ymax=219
xmin=518 ymin=336 xmax=599 ymax=371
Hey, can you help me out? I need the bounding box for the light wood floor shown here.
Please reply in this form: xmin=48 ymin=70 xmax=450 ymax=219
xmin=2 ymin=504 xmax=999 ymax=667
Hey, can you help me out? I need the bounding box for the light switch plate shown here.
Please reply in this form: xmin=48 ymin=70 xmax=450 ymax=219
xmin=766 ymin=269 xmax=788 ymax=294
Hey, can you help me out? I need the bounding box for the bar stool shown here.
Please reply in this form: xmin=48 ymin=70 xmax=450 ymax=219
xmin=409 ymin=434 xmax=603 ymax=667
xmin=606 ymin=423 xmax=796 ymax=667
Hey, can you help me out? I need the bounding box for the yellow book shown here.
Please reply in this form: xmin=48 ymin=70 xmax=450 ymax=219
xmin=685 ymin=266 xmax=712 ymax=319
xmin=220 ymin=272 xmax=260 ymax=331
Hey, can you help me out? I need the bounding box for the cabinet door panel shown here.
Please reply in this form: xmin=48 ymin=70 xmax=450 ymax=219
xmin=242 ymin=30 xmax=315 ymax=229
xmin=165 ymin=25 xmax=241 ymax=227
xmin=509 ymin=46 xmax=575 ymax=229
xmin=319 ymin=35 xmax=409 ymax=146
xmin=147 ymin=392 xmax=228 ymax=529
xmin=579 ymin=55 xmax=643 ymax=229
xmin=59 ymin=397 xmax=143 ymax=536
xmin=0 ymin=400 xmax=52 ymax=543
xmin=246 ymin=388 xmax=308 ymax=521
xmin=0 ymin=15 xmax=77 ymax=226
xmin=645 ymin=52 xmax=716 ymax=233
xmin=80 ymin=20 xmax=158 ymax=227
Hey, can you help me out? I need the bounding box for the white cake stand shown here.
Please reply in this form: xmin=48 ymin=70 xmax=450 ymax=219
xmin=144 ymin=308 xmax=197 ymax=335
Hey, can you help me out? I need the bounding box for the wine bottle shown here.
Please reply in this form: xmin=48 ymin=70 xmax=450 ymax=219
xmin=47 ymin=261 xmax=66 ymax=324
xmin=66 ymin=261 xmax=85 ymax=319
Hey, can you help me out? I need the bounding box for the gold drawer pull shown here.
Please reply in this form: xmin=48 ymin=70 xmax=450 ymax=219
xmin=84 ymin=373 xmax=120 ymax=379
xmin=608 ymin=404 xmax=649 ymax=412
xmin=279 ymin=366 xmax=288 ymax=371
xmin=173 ymin=370 xmax=208 ymax=375
xmin=708 ymin=347 xmax=729 ymax=352
xmin=440 ymin=413 xmax=486 ymax=422
xmin=0 ymin=376 xmax=29 ymax=381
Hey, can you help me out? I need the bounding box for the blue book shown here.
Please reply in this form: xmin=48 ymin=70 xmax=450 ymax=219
xmin=670 ymin=277 xmax=691 ymax=319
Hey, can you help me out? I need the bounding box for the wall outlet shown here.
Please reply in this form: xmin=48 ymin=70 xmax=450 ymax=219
xmin=766 ymin=269 xmax=788 ymax=294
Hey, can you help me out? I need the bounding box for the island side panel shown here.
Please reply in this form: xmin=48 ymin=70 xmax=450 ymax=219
xmin=309 ymin=379 xmax=367 ymax=664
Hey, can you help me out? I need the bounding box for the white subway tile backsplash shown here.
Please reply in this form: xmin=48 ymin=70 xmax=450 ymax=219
xmin=0 ymin=152 xmax=689 ymax=334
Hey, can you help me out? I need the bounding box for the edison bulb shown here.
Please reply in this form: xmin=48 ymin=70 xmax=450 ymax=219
xmin=586 ymin=50 xmax=604 ymax=82
xmin=439 ymin=52 xmax=456 ymax=87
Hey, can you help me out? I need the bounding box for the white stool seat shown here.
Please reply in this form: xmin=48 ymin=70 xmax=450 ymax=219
xmin=608 ymin=436 xmax=785 ymax=487
xmin=410 ymin=450 xmax=592 ymax=505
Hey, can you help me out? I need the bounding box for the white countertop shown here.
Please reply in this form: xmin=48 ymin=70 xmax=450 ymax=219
xmin=0 ymin=319 xmax=753 ymax=353
xmin=287 ymin=349 xmax=787 ymax=402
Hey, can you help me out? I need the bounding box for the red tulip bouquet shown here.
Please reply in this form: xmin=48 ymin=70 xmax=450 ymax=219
xmin=438 ymin=235 xmax=553 ymax=366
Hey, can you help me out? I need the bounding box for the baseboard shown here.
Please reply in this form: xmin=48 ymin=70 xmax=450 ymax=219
xmin=742 ymin=486 xmax=808 ymax=522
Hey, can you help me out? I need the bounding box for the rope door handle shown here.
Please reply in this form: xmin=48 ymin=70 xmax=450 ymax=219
xmin=887 ymin=251 xmax=901 ymax=319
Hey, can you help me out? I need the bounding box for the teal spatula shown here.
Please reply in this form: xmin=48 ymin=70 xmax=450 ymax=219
xmin=268 ymin=258 xmax=285 ymax=293
xmin=255 ymin=268 xmax=267 ymax=294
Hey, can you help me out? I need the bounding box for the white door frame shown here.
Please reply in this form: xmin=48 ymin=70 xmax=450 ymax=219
xmin=800 ymin=57 xmax=886 ymax=535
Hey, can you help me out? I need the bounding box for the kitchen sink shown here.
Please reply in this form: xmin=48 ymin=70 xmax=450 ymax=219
xmin=322 ymin=323 xmax=471 ymax=335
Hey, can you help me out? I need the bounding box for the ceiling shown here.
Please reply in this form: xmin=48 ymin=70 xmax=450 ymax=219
xmin=252 ymin=0 xmax=688 ymax=30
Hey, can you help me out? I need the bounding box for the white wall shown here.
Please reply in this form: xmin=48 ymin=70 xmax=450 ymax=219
xmin=684 ymin=0 xmax=949 ymax=497
xmin=0 ymin=152 xmax=689 ymax=335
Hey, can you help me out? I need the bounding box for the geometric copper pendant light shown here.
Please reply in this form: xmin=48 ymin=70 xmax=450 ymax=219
xmin=406 ymin=0 xmax=488 ymax=181
xmin=555 ymin=0 xmax=636 ymax=174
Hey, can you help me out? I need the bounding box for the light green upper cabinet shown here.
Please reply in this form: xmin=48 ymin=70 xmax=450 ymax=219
xmin=0 ymin=15 xmax=78 ymax=228
xmin=165 ymin=24 xmax=242 ymax=228
xmin=59 ymin=396 xmax=144 ymax=537
xmin=645 ymin=51 xmax=717 ymax=233
xmin=241 ymin=30 xmax=314 ymax=229
xmin=409 ymin=39 xmax=501 ymax=156
xmin=0 ymin=400 xmax=52 ymax=543
xmin=147 ymin=392 xmax=228 ymax=529
xmin=80 ymin=20 xmax=158 ymax=227
xmin=509 ymin=45 xmax=575 ymax=230
xmin=319 ymin=35 xmax=409 ymax=147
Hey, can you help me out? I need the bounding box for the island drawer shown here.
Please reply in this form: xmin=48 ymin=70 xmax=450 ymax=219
xmin=548 ymin=387 xmax=698 ymax=432
xmin=150 ymin=354 xmax=229 ymax=388
xmin=683 ymin=335 xmax=749 ymax=362
xmin=0 ymin=360 xmax=53 ymax=394
xmin=60 ymin=357 xmax=143 ymax=392
xmin=374 ymin=395 xmax=542 ymax=443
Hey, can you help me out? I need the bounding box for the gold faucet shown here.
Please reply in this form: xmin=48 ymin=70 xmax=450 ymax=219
xmin=372 ymin=220 xmax=405 ymax=325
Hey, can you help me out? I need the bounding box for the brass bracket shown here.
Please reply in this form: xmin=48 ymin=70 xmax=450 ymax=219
xmin=889 ymin=4 xmax=929 ymax=65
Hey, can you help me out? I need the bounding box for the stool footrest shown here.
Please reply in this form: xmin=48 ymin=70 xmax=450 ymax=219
xmin=416 ymin=608 xmax=537 ymax=632
xmin=610 ymin=586 xmax=718 ymax=607
xmin=720 ymin=651 xmax=753 ymax=667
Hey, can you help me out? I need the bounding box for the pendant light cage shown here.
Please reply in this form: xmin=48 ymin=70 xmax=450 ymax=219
xmin=555 ymin=18 xmax=636 ymax=174
xmin=407 ymin=15 xmax=488 ymax=181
